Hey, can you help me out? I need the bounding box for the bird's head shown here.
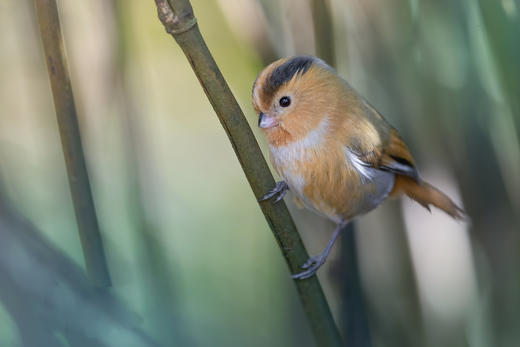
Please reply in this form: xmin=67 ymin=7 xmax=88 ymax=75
xmin=252 ymin=56 xmax=339 ymax=146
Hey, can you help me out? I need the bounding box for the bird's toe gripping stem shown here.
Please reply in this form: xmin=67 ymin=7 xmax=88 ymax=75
xmin=291 ymin=255 xmax=327 ymax=280
xmin=259 ymin=181 xmax=289 ymax=204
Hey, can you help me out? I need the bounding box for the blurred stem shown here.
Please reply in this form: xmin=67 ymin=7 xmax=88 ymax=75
xmin=309 ymin=3 xmax=371 ymax=344
xmin=340 ymin=224 xmax=372 ymax=347
xmin=475 ymin=0 xmax=520 ymax=212
xmin=34 ymin=0 xmax=111 ymax=287
xmin=310 ymin=0 xmax=335 ymax=66
xmin=108 ymin=0 xmax=189 ymax=343
xmin=477 ymin=0 xmax=520 ymax=129
xmin=153 ymin=0 xmax=342 ymax=345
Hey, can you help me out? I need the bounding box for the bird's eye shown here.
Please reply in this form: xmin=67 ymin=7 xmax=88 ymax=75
xmin=279 ymin=96 xmax=291 ymax=108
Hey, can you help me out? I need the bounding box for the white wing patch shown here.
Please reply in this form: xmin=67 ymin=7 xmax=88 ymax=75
xmin=345 ymin=148 xmax=377 ymax=184
xmin=345 ymin=147 xmax=396 ymax=211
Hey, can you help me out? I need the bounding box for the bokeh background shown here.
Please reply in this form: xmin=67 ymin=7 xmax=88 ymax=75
xmin=1 ymin=0 xmax=519 ymax=346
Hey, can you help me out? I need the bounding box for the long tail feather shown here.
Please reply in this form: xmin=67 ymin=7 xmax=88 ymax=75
xmin=390 ymin=176 xmax=465 ymax=219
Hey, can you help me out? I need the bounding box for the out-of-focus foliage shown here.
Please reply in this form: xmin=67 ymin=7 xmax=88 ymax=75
xmin=0 ymin=0 xmax=518 ymax=346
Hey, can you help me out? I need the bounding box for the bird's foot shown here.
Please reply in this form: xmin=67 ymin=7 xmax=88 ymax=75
xmin=290 ymin=221 xmax=348 ymax=280
xmin=259 ymin=181 xmax=289 ymax=204
xmin=291 ymin=254 xmax=327 ymax=280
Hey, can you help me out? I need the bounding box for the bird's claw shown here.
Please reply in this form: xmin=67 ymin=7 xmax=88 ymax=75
xmin=259 ymin=181 xmax=289 ymax=204
xmin=291 ymin=255 xmax=327 ymax=280
xmin=301 ymin=255 xmax=321 ymax=269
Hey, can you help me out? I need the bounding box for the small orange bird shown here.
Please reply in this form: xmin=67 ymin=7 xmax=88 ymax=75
xmin=253 ymin=56 xmax=464 ymax=280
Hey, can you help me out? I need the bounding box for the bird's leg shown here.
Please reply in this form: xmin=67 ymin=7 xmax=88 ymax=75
xmin=259 ymin=181 xmax=289 ymax=204
xmin=291 ymin=221 xmax=348 ymax=280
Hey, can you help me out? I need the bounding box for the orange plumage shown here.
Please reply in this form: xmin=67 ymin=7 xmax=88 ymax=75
xmin=253 ymin=56 xmax=464 ymax=279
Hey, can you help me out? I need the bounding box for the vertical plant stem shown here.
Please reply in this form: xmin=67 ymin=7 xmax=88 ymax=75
xmin=310 ymin=3 xmax=371 ymax=345
xmin=153 ymin=0 xmax=342 ymax=345
xmin=311 ymin=0 xmax=336 ymax=66
xmin=34 ymin=0 xmax=111 ymax=287
xmin=339 ymin=225 xmax=372 ymax=346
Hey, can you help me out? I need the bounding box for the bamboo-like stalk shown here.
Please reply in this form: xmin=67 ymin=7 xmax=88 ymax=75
xmin=339 ymin=226 xmax=372 ymax=346
xmin=34 ymin=0 xmax=111 ymax=287
xmin=153 ymin=0 xmax=342 ymax=345
xmin=311 ymin=0 xmax=336 ymax=67
xmin=309 ymin=2 xmax=371 ymax=345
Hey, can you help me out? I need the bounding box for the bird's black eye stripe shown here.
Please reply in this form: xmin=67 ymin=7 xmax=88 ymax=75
xmin=279 ymin=96 xmax=291 ymax=107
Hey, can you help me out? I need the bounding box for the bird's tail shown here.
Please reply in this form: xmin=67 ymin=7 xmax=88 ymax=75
xmin=390 ymin=176 xmax=465 ymax=219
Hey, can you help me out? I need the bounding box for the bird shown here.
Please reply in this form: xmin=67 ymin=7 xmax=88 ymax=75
xmin=252 ymin=56 xmax=465 ymax=280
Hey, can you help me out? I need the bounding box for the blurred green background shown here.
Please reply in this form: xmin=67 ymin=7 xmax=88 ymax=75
xmin=0 ymin=0 xmax=519 ymax=346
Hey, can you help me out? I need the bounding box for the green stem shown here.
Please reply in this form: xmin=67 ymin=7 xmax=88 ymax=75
xmin=153 ymin=0 xmax=343 ymax=345
xmin=34 ymin=0 xmax=111 ymax=287
xmin=311 ymin=0 xmax=336 ymax=66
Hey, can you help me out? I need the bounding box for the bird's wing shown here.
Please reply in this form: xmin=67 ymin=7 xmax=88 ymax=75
xmin=346 ymin=98 xmax=421 ymax=183
xmin=357 ymin=128 xmax=421 ymax=182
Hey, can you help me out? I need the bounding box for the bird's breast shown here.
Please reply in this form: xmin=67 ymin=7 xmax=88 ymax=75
xmin=268 ymin=130 xmax=394 ymax=221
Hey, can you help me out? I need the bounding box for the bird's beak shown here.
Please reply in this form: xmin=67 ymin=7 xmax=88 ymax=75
xmin=258 ymin=112 xmax=279 ymax=129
